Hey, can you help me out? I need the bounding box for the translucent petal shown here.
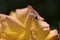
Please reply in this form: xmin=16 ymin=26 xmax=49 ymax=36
xmin=10 ymin=11 xmax=16 ymax=17
xmin=5 ymin=16 xmax=25 ymax=34
xmin=18 ymin=14 xmax=32 ymax=40
xmin=31 ymin=18 xmax=49 ymax=40
xmin=16 ymin=6 xmax=32 ymax=24
xmin=46 ymin=29 xmax=58 ymax=40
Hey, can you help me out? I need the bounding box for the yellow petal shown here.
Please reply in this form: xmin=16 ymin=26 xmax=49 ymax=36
xmin=1 ymin=33 xmax=17 ymax=40
xmin=10 ymin=11 xmax=16 ymax=17
xmin=31 ymin=18 xmax=49 ymax=40
xmin=23 ymin=16 xmax=32 ymax=40
xmin=5 ymin=16 xmax=25 ymax=34
xmin=59 ymin=34 xmax=60 ymax=40
xmin=0 ymin=18 xmax=18 ymax=40
xmin=18 ymin=32 xmax=26 ymax=40
xmin=18 ymin=15 xmax=32 ymax=40
xmin=16 ymin=6 xmax=32 ymax=24
xmin=45 ymin=29 xmax=58 ymax=40
xmin=0 ymin=37 xmax=6 ymax=40
xmin=0 ymin=23 xmax=3 ymax=36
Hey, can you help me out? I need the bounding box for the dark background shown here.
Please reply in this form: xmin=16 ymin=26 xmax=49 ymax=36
xmin=0 ymin=0 xmax=59 ymax=33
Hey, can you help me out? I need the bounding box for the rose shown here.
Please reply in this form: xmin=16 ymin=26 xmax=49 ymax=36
xmin=0 ymin=5 xmax=58 ymax=40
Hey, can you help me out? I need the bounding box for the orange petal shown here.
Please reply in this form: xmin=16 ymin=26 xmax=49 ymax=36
xmin=46 ymin=29 xmax=58 ymax=40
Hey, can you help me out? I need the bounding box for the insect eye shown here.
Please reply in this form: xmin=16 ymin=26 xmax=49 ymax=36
xmin=30 ymin=13 xmax=37 ymax=20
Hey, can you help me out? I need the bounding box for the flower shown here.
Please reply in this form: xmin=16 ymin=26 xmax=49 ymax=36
xmin=0 ymin=5 xmax=58 ymax=40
